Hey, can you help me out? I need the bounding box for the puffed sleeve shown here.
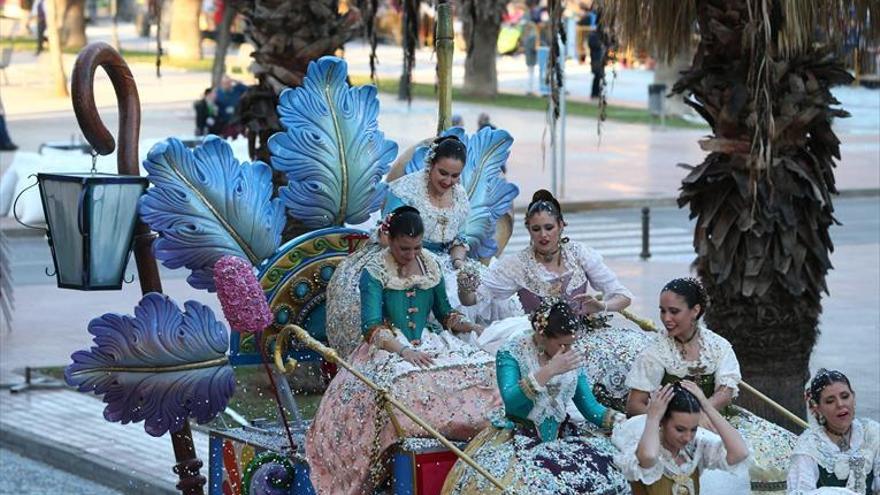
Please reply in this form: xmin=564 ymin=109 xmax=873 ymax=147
xmin=359 ymin=270 xmax=385 ymax=337
xmin=785 ymin=454 xmax=820 ymax=494
xmin=431 ymin=274 xmax=455 ymax=325
xmin=452 ymin=190 xmax=470 ymax=249
xmin=496 ymin=350 xmax=534 ymax=420
xmin=626 ymin=344 xmax=665 ymax=392
xmin=574 ymin=243 xmax=633 ymax=300
xmin=714 ymin=339 xmax=742 ymax=398
xmin=612 ymin=415 xmax=665 ymax=484
xmin=698 ymin=429 xmax=750 ymax=476
xmin=479 ymin=254 xmax=522 ymax=300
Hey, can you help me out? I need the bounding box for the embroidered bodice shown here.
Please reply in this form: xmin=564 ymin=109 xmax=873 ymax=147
xmin=359 ymin=249 xmax=453 ymax=343
xmin=384 ymin=169 xmax=469 ymax=251
xmin=626 ymin=325 xmax=742 ymax=397
xmin=480 ymin=241 xmax=633 ymax=313
xmin=787 ymin=418 xmax=880 ymax=495
xmin=494 ymin=331 xmax=608 ymax=441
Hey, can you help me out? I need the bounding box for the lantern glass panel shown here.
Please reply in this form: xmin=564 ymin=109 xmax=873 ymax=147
xmin=39 ymin=177 xmax=85 ymax=286
xmin=88 ymin=182 xmax=145 ymax=286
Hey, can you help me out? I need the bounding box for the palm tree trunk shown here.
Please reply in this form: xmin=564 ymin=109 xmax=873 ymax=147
xmin=674 ymin=0 xmax=851 ymax=430
xmin=211 ymin=0 xmax=239 ymax=88
xmin=168 ymin=0 xmax=202 ymax=60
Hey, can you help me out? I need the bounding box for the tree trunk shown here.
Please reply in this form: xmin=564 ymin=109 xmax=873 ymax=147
xmin=61 ymin=0 xmax=87 ymax=50
xmin=461 ymin=0 xmax=506 ymax=98
xmin=45 ymin=0 xmax=69 ymax=97
xmin=211 ymin=0 xmax=238 ymax=88
xmin=168 ymin=0 xmax=202 ymax=60
xmin=463 ymin=21 xmax=500 ymax=97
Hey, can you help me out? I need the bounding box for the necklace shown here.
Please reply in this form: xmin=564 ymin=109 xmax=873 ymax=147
xmin=826 ymin=424 xmax=853 ymax=451
xmin=534 ymin=247 xmax=560 ymax=264
xmin=675 ymin=326 xmax=700 ymax=345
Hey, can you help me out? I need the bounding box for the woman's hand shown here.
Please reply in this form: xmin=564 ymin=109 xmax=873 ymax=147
xmin=451 ymin=258 xmax=465 ymax=270
xmin=401 ymin=348 xmax=434 ymax=368
xmin=544 ymin=347 xmax=583 ymax=377
xmin=646 ymin=384 xmax=674 ymax=422
xmin=680 ymin=380 xmax=709 ymax=406
xmin=570 ymin=293 xmax=605 ymax=315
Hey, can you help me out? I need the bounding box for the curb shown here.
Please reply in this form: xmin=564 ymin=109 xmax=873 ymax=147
xmin=0 ymin=422 xmax=178 ymax=495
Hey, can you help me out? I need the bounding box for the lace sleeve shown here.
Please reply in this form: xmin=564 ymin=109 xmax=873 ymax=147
xmin=611 ymin=415 xmax=665 ymax=484
xmin=698 ymin=429 xmax=750 ymax=477
xmin=714 ymin=340 xmax=742 ymax=397
xmin=574 ymin=243 xmax=634 ymax=300
xmin=479 ymin=254 xmax=521 ymax=300
xmin=626 ymin=346 xmax=665 ymax=392
xmin=785 ymin=454 xmax=820 ymax=494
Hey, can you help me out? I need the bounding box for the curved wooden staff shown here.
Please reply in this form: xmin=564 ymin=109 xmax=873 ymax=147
xmin=617 ymin=308 xmax=808 ymax=429
xmin=283 ymin=324 xmax=507 ymax=491
xmin=71 ymin=41 xmax=207 ymax=495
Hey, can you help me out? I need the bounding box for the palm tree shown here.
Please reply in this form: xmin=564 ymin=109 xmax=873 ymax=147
xmin=606 ymin=0 xmax=876 ymax=429
xmin=167 ymin=0 xmax=203 ymax=60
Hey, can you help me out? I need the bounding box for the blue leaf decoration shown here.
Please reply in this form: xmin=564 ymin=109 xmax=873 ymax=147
xmin=404 ymin=126 xmax=520 ymax=258
xmin=64 ymin=293 xmax=235 ymax=437
xmin=268 ymin=56 xmax=398 ymax=228
xmin=139 ymin=136 xmax=285 ymax=291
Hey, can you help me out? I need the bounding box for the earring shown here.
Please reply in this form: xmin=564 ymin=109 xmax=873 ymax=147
xmin=818 ymin=414 xmax=827 ymax=426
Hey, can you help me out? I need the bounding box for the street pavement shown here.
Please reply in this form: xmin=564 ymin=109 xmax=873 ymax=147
xmin=0 ymin=19 xmax=877 ymax=494
xmin=0 ymin=448 xmax=125 ymax=495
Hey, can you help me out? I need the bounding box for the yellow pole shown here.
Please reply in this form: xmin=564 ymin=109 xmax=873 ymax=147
xmin=435 ymin=0 xmax=453 ymax=134
xmin=285 ymin=325 xmax=507 ymax=491
xmin=616 ymin=309 xmax=808 ymax=429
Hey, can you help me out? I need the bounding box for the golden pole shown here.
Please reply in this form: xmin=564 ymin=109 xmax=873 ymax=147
xmin=616 ymin=309 xmax=808 ymax=429
xmin=435 ymin=0 xmax=454 ymax=134
xmin=285 ymin=325 xmax=507 ymax=491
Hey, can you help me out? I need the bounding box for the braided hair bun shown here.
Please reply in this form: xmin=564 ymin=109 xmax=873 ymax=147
xmin=661 ymin=277 xmax=708 ymax=318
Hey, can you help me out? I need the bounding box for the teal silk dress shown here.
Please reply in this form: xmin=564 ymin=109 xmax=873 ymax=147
xmin=306 ymin=249 xmax=500 ymax=495
xmin=441 ymin=331 xmax=630 ymax=495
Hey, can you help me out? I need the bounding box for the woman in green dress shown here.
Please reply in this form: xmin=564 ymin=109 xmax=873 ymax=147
xmin=306 ymin=206 xmax=500 ymax=495
xmin=441 ymin=298 xmax=630 ymax=495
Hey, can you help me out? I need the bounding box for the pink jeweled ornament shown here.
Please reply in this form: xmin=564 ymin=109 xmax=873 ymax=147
xmin=213 ymin=255 xmax=272 ymax=333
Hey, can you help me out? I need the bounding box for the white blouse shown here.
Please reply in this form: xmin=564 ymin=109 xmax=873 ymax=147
xmin=479 ymin=241 xmax=634 ymax=301
xmin=613 ymin=415 xmax=750 ymax=490
xmin=787 ymin=418 xmax=880 ymax=495
xmin=626 ymin=325 xmax=742 ymax=397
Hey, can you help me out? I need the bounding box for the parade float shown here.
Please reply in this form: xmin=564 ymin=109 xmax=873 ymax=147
xmin=38 ymin=2 xmax=823 ymax=494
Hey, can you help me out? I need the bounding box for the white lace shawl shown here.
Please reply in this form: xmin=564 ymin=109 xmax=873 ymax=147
xmin=612 ymin=415 xmax=749 ymax=487
xmin=387 ymin=169 xmax=470 ymax=245
xmin=498 ymin=331 xmax=580 ymax=431
xmin=479 ymin=241 xmax=634 ymax=301
xmin=363 ymin=248 xmax=443 ymax=290
xmin=787 ymin=418 xmax=880 ymax=495
xmin=625 ymin=325 xmax=742 ymax=397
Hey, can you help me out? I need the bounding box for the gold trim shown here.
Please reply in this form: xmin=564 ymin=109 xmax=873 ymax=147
xmin=69 ymin=356 xmax=229 ymax=375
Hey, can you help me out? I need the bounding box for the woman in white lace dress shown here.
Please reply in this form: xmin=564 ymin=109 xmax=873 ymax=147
xmin=613 ymin=381 xmax=751 ymax=495
xmin=787 ymin=369 xmax=879 ymax=495
xmin=325 ymin=136 xmax=476 ymax=357
xmin=626 ymin=277 xmax=798 ymax=492
xmin=460 ymin=189 xmax=654 ymax=410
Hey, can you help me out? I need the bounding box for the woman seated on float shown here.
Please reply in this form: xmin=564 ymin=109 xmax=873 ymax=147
xmin=306 ymin=206 xmax=498 ymax=495
xmin=326 ymin=135 xmax=483 ymax=358
xmin=458 ymin=189 xmax=653 ymax=410
xmin=625 ymin=277 xmax=796 ymax=489
xmin=787 ymin=369 xmax=879 ymax=495
xmin=613 ymin=382 xmax=750 ymax=495
xmin=441 ymin=298 xmax=630 ymax=495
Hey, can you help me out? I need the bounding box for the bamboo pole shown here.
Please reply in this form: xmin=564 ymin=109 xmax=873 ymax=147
xmin=616 ymin=309 xmax=808 ymax=429
xmin=435 ymin=0 xmax=453 ymax=134
xmin=284 ymin=325 xmax=507 ymax=491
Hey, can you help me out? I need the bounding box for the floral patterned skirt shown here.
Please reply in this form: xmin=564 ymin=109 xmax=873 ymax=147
xmin=441 ymin=420 xmax=631 ymax=495
xmin=305 ymin=332 xmax=501 ymax=495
